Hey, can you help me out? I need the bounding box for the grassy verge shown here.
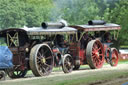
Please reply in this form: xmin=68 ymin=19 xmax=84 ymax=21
xmin=56 ymin=71 xmax=128 ymax=85
xmin=118 ymin=60 xmax=128 ymax=64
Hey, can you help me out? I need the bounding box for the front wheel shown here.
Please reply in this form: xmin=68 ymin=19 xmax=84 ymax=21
xmin=110 ymin=48 xmax=119 ymax=66
xmin=62 ymin=54 xmax=73 ymax=73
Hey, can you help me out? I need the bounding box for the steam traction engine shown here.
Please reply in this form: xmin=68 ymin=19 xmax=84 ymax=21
xmin=0 ymin=20 xmax=121 ymax=79
xmin=69 ymin=20 xmax=121 ymax=69
xmin=0 ymin=21 xmax=76 ymax=78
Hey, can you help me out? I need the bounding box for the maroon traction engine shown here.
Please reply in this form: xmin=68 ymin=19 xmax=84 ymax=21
xmin=0 ymin=21 xmax=77 ymax=78
xmin=69 ymin=20 xmax=121 ymax=70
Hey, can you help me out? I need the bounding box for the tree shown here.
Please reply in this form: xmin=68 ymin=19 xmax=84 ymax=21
xmin=108 ymin=0 xmax=128 ymax=45
xmin=0 ymin=0 xmax=26 ymax=29
xmin=0 ymin=0 xmax=53 ymax=29
xmin=51 ymin=0 xmax=101 ymax=25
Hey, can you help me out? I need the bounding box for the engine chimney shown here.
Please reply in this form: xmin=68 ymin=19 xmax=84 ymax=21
xmin=41 ymin=20 xmax=68 ymax=29
xmin=88 ymin=20 xmax=106 ymax=25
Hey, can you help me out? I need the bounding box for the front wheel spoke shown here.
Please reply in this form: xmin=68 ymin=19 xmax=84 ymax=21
xmin=65 ymin=64 xmax=70 ymax=69
xmin=64 ymin=58 xmax=69 ymax=64
xmin=66 ymin=58 xmax=70 ymax=62
xmin=65 ymin=59 xmax=69 ymax=63
xmin=64 ymin=62 xmax=69 ymax=66
xmin=67 ymin=66 xmax=70 ymax=70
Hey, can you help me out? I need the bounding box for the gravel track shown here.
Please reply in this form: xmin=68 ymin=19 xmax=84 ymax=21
xmin=1 ymin=64 xmax=128 ymax=85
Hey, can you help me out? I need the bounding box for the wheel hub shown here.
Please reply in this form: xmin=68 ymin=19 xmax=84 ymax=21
xmin=41 ymin=58 xmax=46 ymax=64
xmin=95 ymin=51 xmax=99 ymax=57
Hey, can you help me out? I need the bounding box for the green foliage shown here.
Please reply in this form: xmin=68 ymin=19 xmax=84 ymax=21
xmin=0 ymin=37 xmax=7 ymax=46
xmin=0 ymin=0 xmax=53 ymax=29
xmin=0 ymin=0 xmax=127 ymax=45
xmin=51 ymin=0 xmax=101 ymax=25
xmin=104 ymin=0 xmax=128 ymax=45
xmin=0 ymin=0 xmax=26 ymax=29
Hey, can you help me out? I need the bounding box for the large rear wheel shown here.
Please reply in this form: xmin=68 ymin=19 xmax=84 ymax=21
xmin=86 ymin=40 xmax=104 ymax=69
xmin=29 ymin=44 xmax=53 ymax=76
xmin=110 ymin=48 xmax=118 ymax=66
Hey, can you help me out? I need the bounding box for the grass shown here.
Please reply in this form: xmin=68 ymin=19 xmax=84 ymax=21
xmin=120 ymin=45 xmax=128 ymax=48
xmin=118 ymin=60 xmax=128 ymax=64
xmin=56 ymin=71 xmax=128 ymax=85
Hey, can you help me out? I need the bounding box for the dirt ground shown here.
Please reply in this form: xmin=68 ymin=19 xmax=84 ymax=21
xmin=1 ymin=64 xmax=128 ymax=85
xmin=89 ymin=77 xmax=128 ymax=85
xmin=87 ymin=64 xmax=128 ymax=85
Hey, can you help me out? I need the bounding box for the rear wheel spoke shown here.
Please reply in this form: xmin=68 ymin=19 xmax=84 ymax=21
xmin=45 ymin=56 xmax=52 ymax=60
